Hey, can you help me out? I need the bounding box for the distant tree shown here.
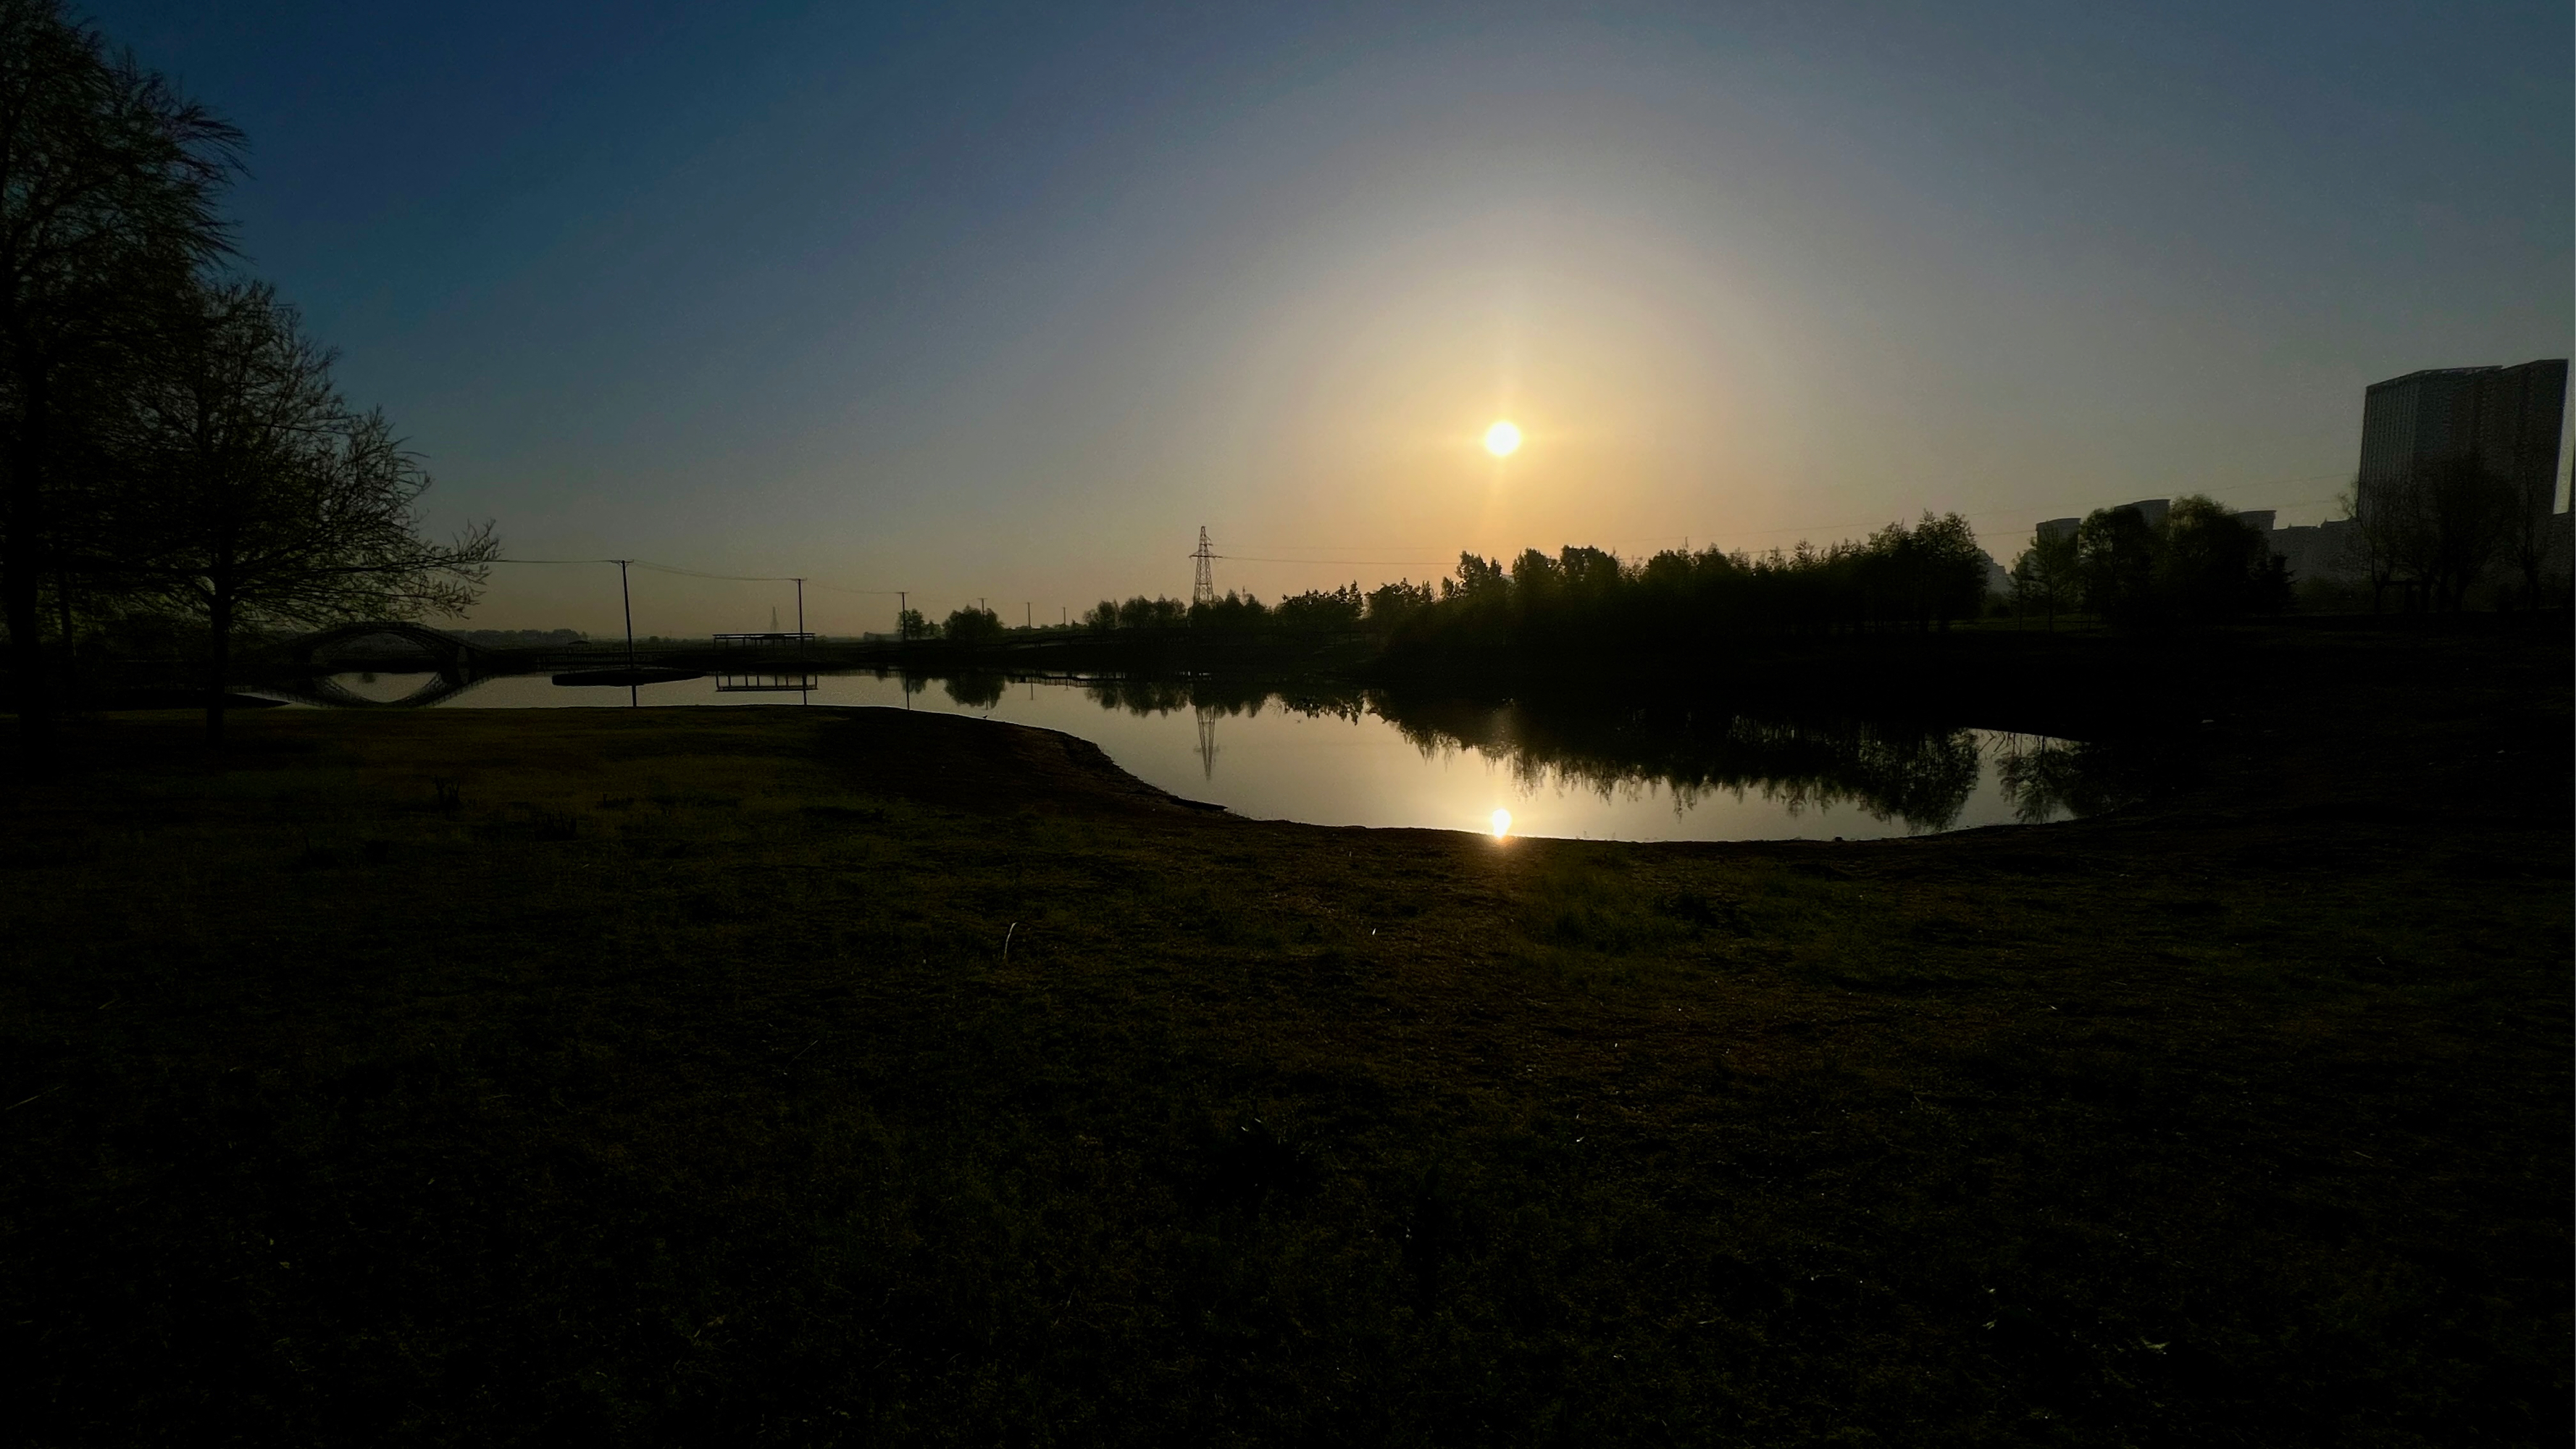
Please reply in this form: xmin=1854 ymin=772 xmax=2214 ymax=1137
xmin=1187 ymin=589 xmax=1268 ymax=632
xmin=1081 ymin=601 xmax=1116 ymax=635
xmin=2075 ymin=506 xmax=2159 ymax=624
xmin=1905 ymin=512 xmax=1991 ymax=630
xmin=2158 ymin=494 xmax=2283 ymax=620
xmin=1847 ymin=514 xmax=1983 ymax=631
xmin=942 ymin=604 xmax=1003 ymax=648
xmin=1555 ymin=546 xmax=1623 ymax=601
xmin=2500 ymin=478 xmax=2569 ymax=610
xmin=2348 ymin=457 xmax=2521 ymax=612
xmin=1113 ymin=595 xmax=1186 ymax=630
xmin=1364 ymin=578 xmax=1433 ymax=632
xmin=1439 ymin=552 xmax=1507 ymax=604
xmin=897 ymin=606 xmax=930 ymax=640
xmin=2010 ymin=525 xmax=2081 ymax=629
xmin=1274 ymin=582 xmax=1363 ymax=634
xmin=2333 ymin=480 xmax=2395 ymax=611
xmin=0 ymin=0 xmax=241 ymax=756
xmin=131 ymin=283 xmax=495 ymax=742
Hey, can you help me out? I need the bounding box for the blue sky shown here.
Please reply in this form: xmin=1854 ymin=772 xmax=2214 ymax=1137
xmin=88 ymin=1 xmax=2574 ymax=632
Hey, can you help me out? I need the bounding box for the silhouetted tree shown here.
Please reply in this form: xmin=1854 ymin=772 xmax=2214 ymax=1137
xmin=133 ymin=283 xmax=494 ymax=742
xmin=2351 ymin=456 xmax=2522 ymax=612
xmin=1440 ymin=552 xmax=1507 ymax=604
xmin=1899 ymin=512 xmax=1991 ymax=630
xmin=1188 ymin=589 xmax=1269 ymax=632
xmin=1364 ymin=578 xmax=1433 ymax=632
xmin=2159 ymin=494 xmax=2284 ymax=621
xmin=2075 ymin=506 xmax=2159 ymax=624
xmin=942 ymin=604 xmax=1003 ymax=648
xmin=897 ymin=606 xmax=930 ymax=640
xmin=0 ymin=0 xmax=240 ymax=756
xmin=1113 ymin=596 xmax=1187 ymax=630
xmin=1274 ymin=582 xmax=1362 ymax=634
xmin=2501 ymin=479 xmax=2569 ymax=610
xmin=2010 ymin=525 xmax=2080 ymax=628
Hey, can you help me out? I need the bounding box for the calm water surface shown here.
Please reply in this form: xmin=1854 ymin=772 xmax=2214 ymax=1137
xmin=283 ymin=670 xmax=2120 ymax=841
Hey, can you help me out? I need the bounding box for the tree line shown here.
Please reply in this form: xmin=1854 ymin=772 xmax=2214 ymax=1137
xmin=1 ymin=0 xmax=493 ymax=753
xmin=1082 ymin=583 xmax=1394 ymax=638
xmin=2346 ymin=456 xmax=2562 ymax=613
xmin=1395 ymin=512 xmax=1994 ymax=659
xmin=2009 ymin=470 xmax=2565 ymax=623
xmin=2005 ymin=494 xmax=2285 ymax=627
xmin=1053 ymin=513 xmax=1999 ymax=659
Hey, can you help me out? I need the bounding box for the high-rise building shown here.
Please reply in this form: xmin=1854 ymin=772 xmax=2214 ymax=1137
xmin=2357 ymin=359 xmax=2569 ymax=516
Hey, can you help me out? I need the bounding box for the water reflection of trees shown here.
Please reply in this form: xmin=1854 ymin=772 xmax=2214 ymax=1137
xmin=903 ymin=672 xmax=2141 ymax=833
xmin=1373 ymin=697 xmax=1988 ymax=832
xmin=1989 ymin=734 xmax=2146 ymax=824
xmin=1079 ymin=675 xmax=1365 ymax=724
xmin=941 ymin=672 xmax=1007 ymax=709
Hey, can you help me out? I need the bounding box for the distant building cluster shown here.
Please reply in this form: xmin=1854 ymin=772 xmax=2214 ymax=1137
xmin=2029 ymin=359 xmax=2571 ymax=593
xmin=2359 ymin=359 xmax=2567 ymax=519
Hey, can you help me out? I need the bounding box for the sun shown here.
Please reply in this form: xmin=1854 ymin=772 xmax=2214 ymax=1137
xmin=1483 ymin=420 xmax=1522 ymax=457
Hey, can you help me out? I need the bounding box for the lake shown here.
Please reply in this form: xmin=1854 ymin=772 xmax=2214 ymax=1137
xmin=273 ymin=669 xmax=2128 ymax=840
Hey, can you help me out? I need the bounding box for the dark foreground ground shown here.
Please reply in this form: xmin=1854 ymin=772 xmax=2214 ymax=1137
xmin=3 ymin=625 xmax=2568 ymax=1446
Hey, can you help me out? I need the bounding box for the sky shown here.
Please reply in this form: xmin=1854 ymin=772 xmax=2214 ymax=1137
xmin=87 ymin=0 xmax=2575 ymax=635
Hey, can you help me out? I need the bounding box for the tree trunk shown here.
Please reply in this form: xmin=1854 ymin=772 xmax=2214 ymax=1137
xmin=3 ymin=520 xmax=48 ymax=761
xmin=5 ymin=386 xmax=55 ymax=765
xmin=54 ymin=569 xmax=78 ymax=707
xmin=204 ymin=588 xmax=232 ymax=747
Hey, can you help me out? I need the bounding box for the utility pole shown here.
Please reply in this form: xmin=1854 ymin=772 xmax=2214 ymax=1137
xmin=1024 ymin=601 xmax=1030 ymax=630
xmin=1192 ymin=525 xmax=1215 ymax=606
xmin=897 ymin=590 xmax=906 ymax=641
xmin=618 ymin=559 xmax=637 ymax=709
xmin=793 ymin=577 xmax=807 ymax=705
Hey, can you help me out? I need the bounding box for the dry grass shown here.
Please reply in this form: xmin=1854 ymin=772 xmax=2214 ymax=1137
xmin=2 ymin=633 xmax=2567 ymax=1445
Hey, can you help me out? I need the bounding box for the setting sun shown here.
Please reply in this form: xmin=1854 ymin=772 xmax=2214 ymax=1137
xmin=1482 ymin=420 xmax=1522 ymax=457
xmin=1489 ymin=808 xmax=1513 ymax=838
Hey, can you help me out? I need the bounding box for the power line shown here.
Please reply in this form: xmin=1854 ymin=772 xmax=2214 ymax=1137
xmin=496 ymin=557 xmax=903 ymax=592
xmin=1218 ymin=554 xmax=1460 ymax=567
xmin=496 ymin=557 xmax=904 ymax=594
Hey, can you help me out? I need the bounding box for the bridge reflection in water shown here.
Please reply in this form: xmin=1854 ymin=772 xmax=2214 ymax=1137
xmin=251 ymin=622 xmax=490 ymax=709
xmin=248 ymin=621 xmax=786 ymax=709
xmin=256 ymin=671 xmax=485 ymax=709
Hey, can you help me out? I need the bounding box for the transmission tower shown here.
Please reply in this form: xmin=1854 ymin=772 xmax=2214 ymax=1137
xmin=1191 ymin=525 xmax=1216 ymax=605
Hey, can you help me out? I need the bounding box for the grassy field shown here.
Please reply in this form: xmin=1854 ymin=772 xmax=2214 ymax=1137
xmin=3 ymin=625 xmax=2567 ymax=1445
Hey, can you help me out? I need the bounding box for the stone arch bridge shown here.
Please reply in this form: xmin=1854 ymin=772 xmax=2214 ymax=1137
xmin=248 ymin=621 xmax=493 ymax=709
